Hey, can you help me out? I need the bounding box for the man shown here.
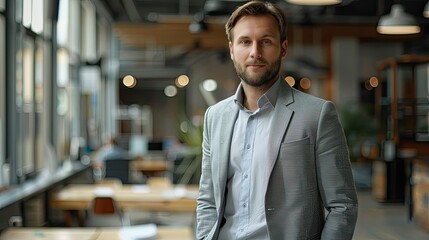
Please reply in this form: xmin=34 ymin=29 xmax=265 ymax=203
xmin=92 ymin=137 xmax=128 ymax=180
xmin=196 ymin=1 xmax=358 ymax=240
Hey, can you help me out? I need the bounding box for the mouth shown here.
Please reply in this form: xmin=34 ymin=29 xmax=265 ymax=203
xmin=247 ymin=62 xmax=266 ymax=69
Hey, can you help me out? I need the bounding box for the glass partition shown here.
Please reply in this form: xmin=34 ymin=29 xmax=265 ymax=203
xmin=0 ymin=15 xmax=5 ymax=185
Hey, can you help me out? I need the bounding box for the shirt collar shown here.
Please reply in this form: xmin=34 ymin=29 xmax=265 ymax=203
xmin=234 ymin=76 xmax=281 ymax=111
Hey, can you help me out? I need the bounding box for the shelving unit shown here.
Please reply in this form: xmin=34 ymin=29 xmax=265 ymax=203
xmin=373 ymin=55 xmax=429 ymax=203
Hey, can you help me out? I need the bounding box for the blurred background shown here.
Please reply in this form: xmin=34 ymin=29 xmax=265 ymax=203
xmin=0 ymin=0 xmax=429 ymax=239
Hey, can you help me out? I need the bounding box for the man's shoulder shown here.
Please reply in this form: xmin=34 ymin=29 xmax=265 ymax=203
xmin=290 ymin=87 xmax=326 ymax=103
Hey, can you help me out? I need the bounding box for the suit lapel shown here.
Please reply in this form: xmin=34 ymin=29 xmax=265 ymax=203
xmin=266 ymin=81 xmax=294 ymax=178
xmin=217 ymin=100 xmax=238 ymax=197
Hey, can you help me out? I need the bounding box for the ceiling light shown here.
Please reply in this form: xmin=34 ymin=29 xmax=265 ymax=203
xmin=189 ymin=21 xmax=208 ymax=33
xmin=377 ymin=4 xmax=420 ymax=35
xmin=189 ymin=12 xmax=208 ymax=33
xmin=286 ymin=0 xmax=342 ymax=6
xmin=424 ymin=1 xmax=429 ymax=18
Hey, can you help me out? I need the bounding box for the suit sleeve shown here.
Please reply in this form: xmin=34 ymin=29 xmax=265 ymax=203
xmin=316 ymin=101 xmax=358 ymax=240
xmin=196 ymin=106 xmax=218 ymax=240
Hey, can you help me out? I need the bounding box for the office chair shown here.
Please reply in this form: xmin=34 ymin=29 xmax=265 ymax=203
xmin=85 ymin=196 xmax=130 ymax=227
xmin=104 ymin=158 xmax=131 ymax=184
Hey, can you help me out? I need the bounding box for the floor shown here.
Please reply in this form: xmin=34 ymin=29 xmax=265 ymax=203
xmin=354 ymin=190 xmax=429 ymax=240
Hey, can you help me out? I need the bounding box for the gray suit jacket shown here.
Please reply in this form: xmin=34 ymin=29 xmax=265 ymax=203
xmin=196 ymin=79 xmax=358 ymax=240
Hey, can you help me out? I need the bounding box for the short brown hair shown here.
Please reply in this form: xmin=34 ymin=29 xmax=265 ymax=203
xmin=225 ymin=1 xmax=287 ymax=42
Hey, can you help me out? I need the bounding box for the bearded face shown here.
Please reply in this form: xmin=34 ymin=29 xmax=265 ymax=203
xmin=232 ymin=53 xmax=282 ymax=87
xmin=229 ymin=15 xmax=287 ymax=89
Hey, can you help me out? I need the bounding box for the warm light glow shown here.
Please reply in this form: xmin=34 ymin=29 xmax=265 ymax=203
xmin=364 ymin=80 xmax=373 ymax=91
xmin=285 ymin=76 xmax=296 ymax=87
xmin=286 ymin=0 xmax=341 ymax=6
xmin=175 ymin=75 xmax=189 ymax=88
xmin=300 ymin=77 xmax=311 ymax=90
xmin=164 ymin=85 xmax=177 ymax=97
xmin=369 ymin=77 xmax=379 ymax=88
xmin=377 ymin=26 xmax=420 ymax=35
xmin=122 ymin=75 xmax=136 ymax=88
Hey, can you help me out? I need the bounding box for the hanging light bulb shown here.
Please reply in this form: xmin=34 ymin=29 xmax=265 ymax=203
xmin=424 ymin=1 xmax=429 ymax=18
xmin=377 ymin=4 xmax=420 ymax=35
xmin=286 ymin=0 xmax=342 ymax=5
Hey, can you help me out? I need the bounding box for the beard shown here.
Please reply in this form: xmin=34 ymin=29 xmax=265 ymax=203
xmin=233 ymin=55 xmax=282 ymax=87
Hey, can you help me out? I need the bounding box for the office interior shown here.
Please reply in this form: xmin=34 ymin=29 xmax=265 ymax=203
xmin=0 ymin=0 xmax=429 ymax=239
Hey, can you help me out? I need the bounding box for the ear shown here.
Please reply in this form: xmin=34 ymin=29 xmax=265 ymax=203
xmin=281 ymin=40 xmax=288 ymax=59
xmin=229 ymin=41 xmax=234 ymax=60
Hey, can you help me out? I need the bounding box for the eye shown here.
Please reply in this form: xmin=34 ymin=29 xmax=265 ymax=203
xmin=261 ymin=39 xmax=272 ymax=45
xmin=239 ymin=39 xmax=251 ymax=45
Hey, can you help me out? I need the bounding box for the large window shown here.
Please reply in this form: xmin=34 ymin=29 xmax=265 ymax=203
xmin=55 ymin=0 xmax=83 ymax=160
xmin=14 ymin=0 xmax=47 ymax=181
xmin=81 ymin=0 xmax=99 ymax=150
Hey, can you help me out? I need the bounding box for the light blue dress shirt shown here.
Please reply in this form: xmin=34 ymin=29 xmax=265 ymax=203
xmin=218 ymin=79 xmax=280 ymax=240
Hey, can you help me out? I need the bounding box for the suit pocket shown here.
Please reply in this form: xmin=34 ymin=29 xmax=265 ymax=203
xmin=280 ymin=136 xmax=310 ymax=146
xmin=277 ymin=137 xmax=316 ymax=191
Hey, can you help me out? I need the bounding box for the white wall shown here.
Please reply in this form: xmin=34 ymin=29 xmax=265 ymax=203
xmin=332 ymin=38 xmax=360 ymax=109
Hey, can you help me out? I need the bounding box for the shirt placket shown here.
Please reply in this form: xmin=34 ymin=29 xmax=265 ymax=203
xmin=236 ymin=114 xmax=257 ymax=240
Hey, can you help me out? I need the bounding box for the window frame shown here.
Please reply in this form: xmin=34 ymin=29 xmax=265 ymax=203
xmin=0 ymin=13 xmax=6 ymax=186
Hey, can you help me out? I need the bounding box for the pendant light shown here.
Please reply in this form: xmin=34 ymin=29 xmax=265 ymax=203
xmin=286 ymin=0 xmax=342 ymax=6
xmin=377 ymin=4 xmax=420 ymax=35
xmin=424 ymin=1 xmax=429 ymax=18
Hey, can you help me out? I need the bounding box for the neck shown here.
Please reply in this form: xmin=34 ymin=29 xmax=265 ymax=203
xmin=241 ymin=77 xmax=278 ymax=112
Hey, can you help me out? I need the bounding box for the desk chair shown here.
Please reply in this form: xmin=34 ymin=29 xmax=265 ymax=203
xmin=85 ymin=196 xmax=130 ymax=227
xmin=104 ymin=158 xmax=131 ymax=184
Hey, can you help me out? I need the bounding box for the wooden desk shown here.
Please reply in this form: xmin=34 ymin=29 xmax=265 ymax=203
xmin=97 ymin=226 xmax=192 ymax=240
xmin=52 ymin=184 xmax=197 ymax=211
xmin=0 ymin=226 xmax=193 ymax=240
xmin=0 ymin=228 xmax=97 ymax=240
xmin=130 ymin=160 xmax=170 ymax=177
xmin=51 ymin=184 xmax=197 ymax=226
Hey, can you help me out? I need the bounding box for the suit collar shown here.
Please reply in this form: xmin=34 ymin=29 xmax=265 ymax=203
xmin=265 ymin=80 xmax=294 ymax=182
xmin=276 ymin=78 xmax=295 ymax=107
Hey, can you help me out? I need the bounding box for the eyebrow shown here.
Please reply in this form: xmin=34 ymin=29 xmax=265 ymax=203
xmin=236 ymin=34 xmax=277 ymax=41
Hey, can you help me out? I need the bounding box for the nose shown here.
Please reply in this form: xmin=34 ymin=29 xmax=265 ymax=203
xmin=250 ymin=42 xmax=262 ymax=59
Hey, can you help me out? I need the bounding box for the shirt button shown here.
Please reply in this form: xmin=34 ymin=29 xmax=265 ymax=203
xmin=246 ymin=144 xmax=251 ymax=149
xmin=242 ymin=203 xmax=246 ymax=208
xmin=243 ymin=174 xmax=248 ymax=179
